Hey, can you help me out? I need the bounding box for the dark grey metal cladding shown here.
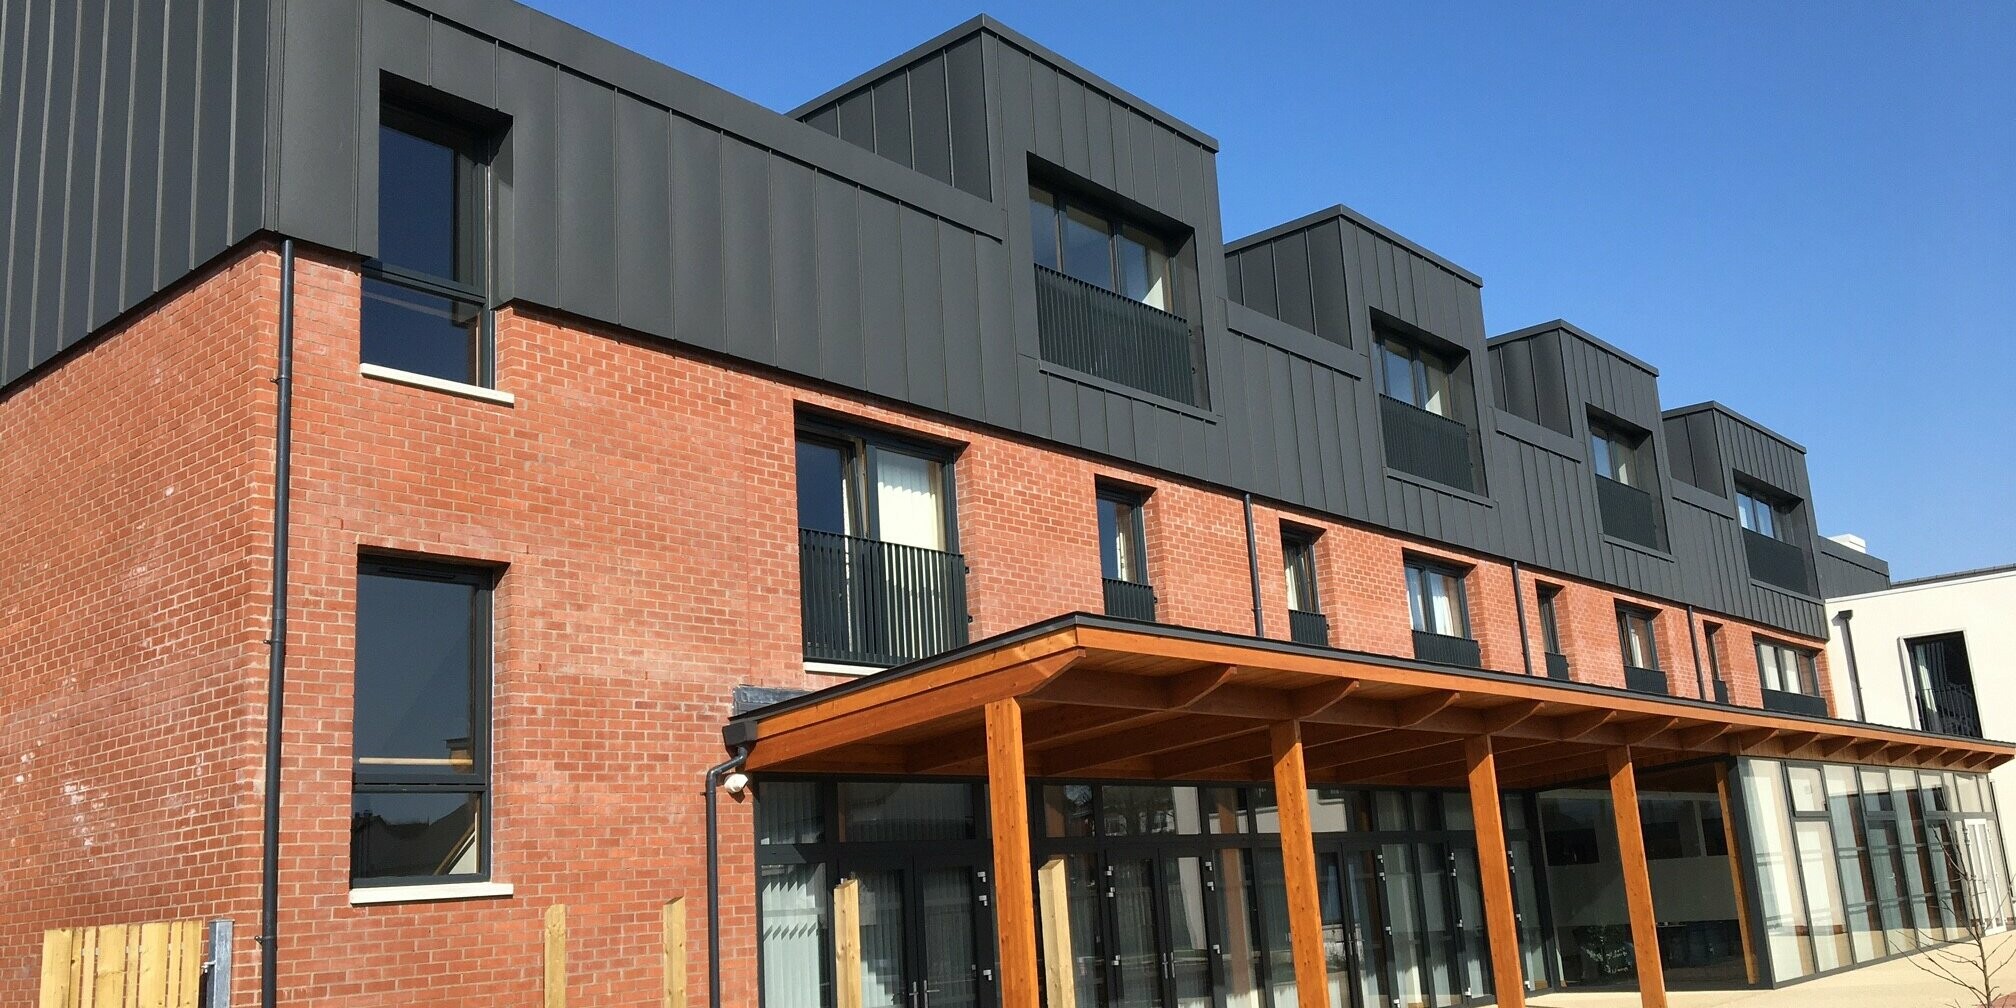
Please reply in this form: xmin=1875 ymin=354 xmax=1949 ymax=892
xmin=0 ymin=0 xmax=271 ymax=388
xmin=1485 ymin=323 xmax=1683 ymax=603
xmin=792 ymin=34 xmax=992 ymax=200
xmin=1662 ymin=402 xmax=1828 ymax=636
xmin=1817 ymin=537 xmax=1891 ymax=598
xmin=269 ymin=0 xmax=1018 ymax=423
xmin=1226 ymin=207 xmax=1498 ymax=554
xmin=5 ymin=0 xmax=1857 ymax=642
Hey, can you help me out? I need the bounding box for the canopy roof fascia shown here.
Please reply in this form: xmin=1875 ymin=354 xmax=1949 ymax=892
xmin=729 ymin=614 xmax=2013 ymax=788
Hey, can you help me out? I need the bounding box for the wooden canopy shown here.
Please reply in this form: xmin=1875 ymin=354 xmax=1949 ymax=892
xmin=733 ymin=615 xmax=2013 ymax=787
xmin=732 ymin=615 xmax=2013 ymax=1008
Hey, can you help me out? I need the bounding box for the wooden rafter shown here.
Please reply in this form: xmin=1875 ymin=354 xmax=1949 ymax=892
xmin=1395 ymin=691 xmax=1461 ymax=728
xmin=1556 ymin=710 xmax=1616 ymax=741
xmin=1615 ymin=716 xmax=1679 ymax=746
xmin=1290 ymin=679 xmax=1362 ymax=719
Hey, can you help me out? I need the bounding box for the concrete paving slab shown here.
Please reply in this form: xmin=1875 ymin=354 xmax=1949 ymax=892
xmin=1523 ymin=933 xmax=2016 ymax=1008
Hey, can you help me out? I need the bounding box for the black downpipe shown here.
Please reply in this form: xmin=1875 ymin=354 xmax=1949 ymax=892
xmin=1685 ymin=604 xmax=1710 ymax=701
xmin=1836 ymin=609 xmax=1868 ymax=722
xmin=259 ymin=239 xmax=297 ymax=1008
xmin=1509 ymin=561 xmax=1534 ymax=677
xmin=1242 ymin=494 xmax=1264 ymax=637
xmin=705 ymin=745 xmax=751 ymax=1008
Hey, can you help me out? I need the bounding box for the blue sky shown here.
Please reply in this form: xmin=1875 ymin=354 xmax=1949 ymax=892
xmin=525 ymin=1 xmax=2014 ymax=580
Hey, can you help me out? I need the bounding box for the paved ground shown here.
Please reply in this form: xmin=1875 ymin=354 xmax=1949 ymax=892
xmin=1525 ymin=933 xmax=2015 ymax=1008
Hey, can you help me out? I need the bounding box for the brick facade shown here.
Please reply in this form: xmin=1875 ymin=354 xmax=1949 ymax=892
xmin=1 ymin=246 xmax=1832 ymax=1003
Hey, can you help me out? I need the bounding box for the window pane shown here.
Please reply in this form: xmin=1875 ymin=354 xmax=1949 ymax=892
xmin=795 ymin=440 xmax=851 ymax=534
xmin=1028 ymin=187 xmax=1059 ymax=271
xmin=361 ymin=276 xmax=481 ymax=384
xmin=1429 ymin=572 xmax=1462 ymax=635
xmin=1381 ymin=344 xmax=1417 ymax=406
xmin=1105 ymin=785 xmax=1200 ymax=835
xmin=1116 ymin=227 xmax=1170 ymax=310
xmin=1758 ymin=645 xmax=1783 ymax=693
xmin=838 ymin=782 xmax=975 ymax=842
xmin=1756 ymin=502 xmax=1776 ymax=538
xmin=1097 ymin=498 xmax=1121 ymax=580
xmin=1203 ymin=787 xmax=1250 ymax=834
xmin=1061 ymin=203 xmax=1114 ymax=290
xmin=1406 ymin=568 xmax=1428 ymax=633
xmin=760 ymin=862 xmax=829 ymax=1008
xmin=1044 ymin=784 xmax=1095 ymax=838
xmin=1422 ymin=358 xmax=1455 ymax=417
xmin=1589 ymin=434 xmax=1612 ymax=478
xmin=351 ymin=791 xmax=481 ymax=880
xmin=871 ymin=449 xmax=944 ymax=550
xmin=757 ymin=781 xmax=824 ymax=845
xmin=355 ymin=570 xmax=479 ymax=772
xmin=378 ymin=123 xmax=461 ymax=280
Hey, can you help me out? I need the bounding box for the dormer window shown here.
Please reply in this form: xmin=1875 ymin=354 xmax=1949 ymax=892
xmin=1378 ymin=333 xmax=1458 ymax=418
xmin=1737 ymin=489 xmax=1786 ymax=539
xmin=1029 ymin=185 xmax=1172 ymax=310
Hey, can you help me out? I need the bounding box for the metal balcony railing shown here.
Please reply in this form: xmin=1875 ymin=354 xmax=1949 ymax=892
xmin=1034 ymin=265 xmax=1200 ymax=406
xmin=1380 ymin=395 xmax=1476 ymax=492
xmin=1544 ymin=652 xmax=1571 ymax=681
xmin=1289 ymin=609 xmax=1330 ymax=647
xmin=1102 ymin=578 xmax=1158 ymax=622
xmin=1596 ymin=475 xmax=1661 ymax=550
xmin=1625 ymin=666 xmax=1669 ymax=695
xmin=1921 ymin=684 xmax=1984 ymax=739
xmin=1744 ymin=529 xmax=1812 ymax=595
xmin=1762 ymin=688 xmax=1829 ymax=718
xmin=1413 ymin=630 xmax=1481 ymax=668
xmin=799 ymin=529 xmax=969 ymax=667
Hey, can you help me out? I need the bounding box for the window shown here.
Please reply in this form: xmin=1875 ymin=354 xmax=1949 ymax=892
xmin=365 ymin=101 xmax=493 ymax=387
xmin=1537 ymin=585 xmax=1564 ymax=654
xmin=1405 ymin=560 xmax=1469 ymax=637
xmin=1756 ymin=639 xmax=1820 ymax=696
xmin=1906 ymin=633 xmax=1981 ymax=738
xmin=795 ymin=431 xmax=951 ymax=551
xmin=795 ymin=426 xmax=964 ymax=667
xmin=1029 ymin=184 xmax=1173 ymax=310
xmin=1282 ymin=528 xmax=1327 ymax=647
xmin=1737 ymin=489 xmax=1784 ymax=539
xmin=1704 ymin=622 xmax=1728 ymax=701
xmin=352 ymin=559 xmax=492 ymax=885
xmin=1589 ymin=419 xmax=1644 ymax=487
xmin=1098 ymin=487 xmax=1156 ymax=621
xmin=1617 ymin=606 xmax=1659 ymax=670
xmin=1282 ymin=531 xmax=1319 ymax=614
xmin=1377 ymin=331 xmax=1459 ymax=418
xmin=1098 ymin=490 xmax=1148 ymax=585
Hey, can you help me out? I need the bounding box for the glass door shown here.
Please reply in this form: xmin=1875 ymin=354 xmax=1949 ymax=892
xmin=841 ymin=852 xmax=995 ymax=1008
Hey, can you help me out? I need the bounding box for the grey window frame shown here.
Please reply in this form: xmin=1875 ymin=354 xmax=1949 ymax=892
xmin=351 ymin=557 xmax=494 ymax=888
xmin=793 ymin=421 xmax=960 ymax=551
xmin=1097 ymin=486 xmax=1151 ymax=586
xmin=1536 ymin=585 xmax=1564 ymax=655
xmin=1282 ymin=528 xmax=1321 ymax=615
xmin=1028 ymin=182 xmax=1176 ymax=310
xmin=364 ymin=99 xmax=497 ymax=387
xmin=1376 ymin=330 xmax=1461 ymax=418
xmin=1756 ymin=637 xmax=1822 ymax=697
xmin=1616 ymin=605 xmax=1660 ymax=671
xmin=1588 ymin=417 xmax=1646 ymax=488
xmin=1736 ymin=488 xmax=1785 ymax=540
xmin=1405 ymin=558 xmax=1471 ymax=638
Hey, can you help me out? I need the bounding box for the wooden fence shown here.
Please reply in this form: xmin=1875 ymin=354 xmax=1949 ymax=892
xmin=39 ymin=920 xmax=206 ymax=1008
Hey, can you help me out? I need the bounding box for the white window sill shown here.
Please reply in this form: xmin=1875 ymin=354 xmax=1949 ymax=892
xmin=804 ymin=660 xmax=884 ymax=677
xmin=360 ymin=363 xmax=515 ymax=406
xmin=349 ymin=881 xmax=515 ymax=906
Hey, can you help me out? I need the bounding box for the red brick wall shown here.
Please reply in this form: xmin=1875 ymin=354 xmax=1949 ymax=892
xmin=2 ymin=250 xmax=1834 ymax=1005
xmin=0 ymin=247 xmax=278 ymax=996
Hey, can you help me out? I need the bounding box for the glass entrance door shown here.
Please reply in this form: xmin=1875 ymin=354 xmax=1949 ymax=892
xmin=842 ymin=853 xmax=995 ymax=1008
xmin=1316 ymin=839 xmax=1495 ymax=1008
